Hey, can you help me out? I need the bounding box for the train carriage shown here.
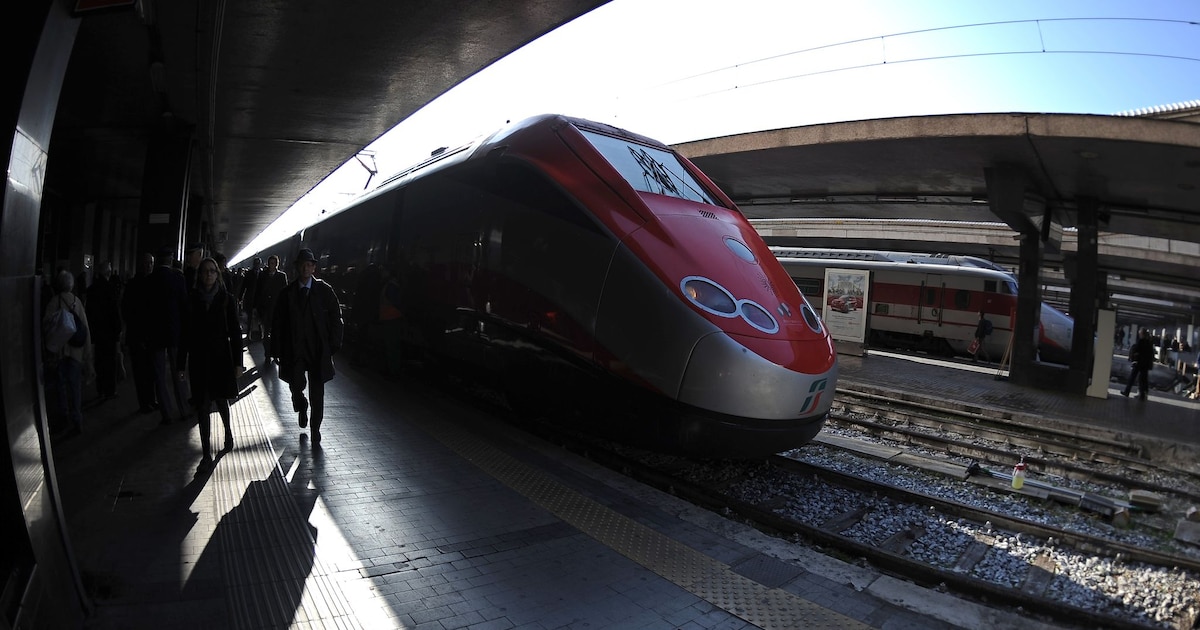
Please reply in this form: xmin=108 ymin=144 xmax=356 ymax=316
xmin=773 ymin=248 xmax=1075 ymax=364
xmin=251 ymin=115 xmax=839 ymax=457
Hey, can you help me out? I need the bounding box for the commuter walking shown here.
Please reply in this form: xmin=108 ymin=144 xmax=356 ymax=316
xmin=213 ymin=251 xmax=235 ymax=296
xmin=255 ymin=254 xmax=288 ymax=360
xmin=123 ymin=253 xmax=159 ymax=413
xmin=272 ymin=249 xmax=343 ymax=447
xmin=1122 ymin=329 xmax=1156 ymax=401
xmin=183 ymin=242 xmax=204 ymax=292
xmin=240 ymin=256 xmax=262 ymax=338
xmin=44 ymin=270 xmax=93 ymax=435
xmin=178 ymin=257 xmax=244 ymax=473
xmin=971 ymin=311 xmax=993 ymax=363
xmin=87 ymin=261 xmax=123 ymax=400
xmin=148 ymin=247 xmax=190 ymax=424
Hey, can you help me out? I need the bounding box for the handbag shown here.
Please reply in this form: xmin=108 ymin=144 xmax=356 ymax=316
xmin=967 ymin=338 xmax=981 ymax=355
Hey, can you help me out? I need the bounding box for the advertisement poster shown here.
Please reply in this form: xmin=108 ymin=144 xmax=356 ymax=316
xmin=821 ymin=268 xmax=870 ymax=344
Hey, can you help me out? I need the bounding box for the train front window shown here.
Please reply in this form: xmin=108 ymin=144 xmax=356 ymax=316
xmin=578 ymin=129 xmax=719 ymax=206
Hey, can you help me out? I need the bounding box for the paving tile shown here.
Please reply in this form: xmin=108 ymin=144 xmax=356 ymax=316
xmin=60 ymin=343 xmax=1183 ymax=630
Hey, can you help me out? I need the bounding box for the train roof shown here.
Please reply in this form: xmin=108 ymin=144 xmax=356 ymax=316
xmin=771 ymin=247 xmax=1017 ymax=278
xmin=375 ymin=114 xmax=674 ymax=191
xmin=258 ymin=114 xmax=691 ymax=259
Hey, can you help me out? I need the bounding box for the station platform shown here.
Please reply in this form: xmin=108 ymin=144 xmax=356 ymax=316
xmin=838 ymin=350 xmax=1200 ymax=459
xmin=47 ymin=342 xmax=1178 ymax=630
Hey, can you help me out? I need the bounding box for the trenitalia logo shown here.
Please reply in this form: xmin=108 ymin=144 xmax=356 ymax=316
xmin=799 ymin=379 xmax=828 ymax=415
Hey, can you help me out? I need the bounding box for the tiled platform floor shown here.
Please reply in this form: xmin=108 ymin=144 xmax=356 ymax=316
xmin=46 ymin=343 xmax=1138 ymax=629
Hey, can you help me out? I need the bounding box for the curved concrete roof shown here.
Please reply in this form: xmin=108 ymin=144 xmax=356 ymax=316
xmin=49 ymin=0 xmax=610 ymax=260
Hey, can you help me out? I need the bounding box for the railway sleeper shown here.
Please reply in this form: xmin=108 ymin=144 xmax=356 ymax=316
xmin=1019 ymin=552 xmax=1059 ymax=597
xmin=820 ymin=506 xmax=871 ymax=533
xmin=952 ymin=539 xmax=993 ymax=574
xmin=880 ymin=524 xmax=926 ymax=554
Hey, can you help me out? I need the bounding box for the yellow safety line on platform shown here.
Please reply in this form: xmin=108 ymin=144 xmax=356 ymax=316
xmin=426 ymin=420 xmax=868 ymax=630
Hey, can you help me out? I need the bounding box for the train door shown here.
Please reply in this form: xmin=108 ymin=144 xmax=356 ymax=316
xmin=918 ymin=274 xmax=945 ymax=326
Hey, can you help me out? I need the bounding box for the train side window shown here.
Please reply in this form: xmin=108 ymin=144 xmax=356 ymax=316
xmin=984 ymin=280 xmax=997 ymax=293
xmin=955 ymin=289 xmax=971 ymax=309
xmin=923 ymin=288 xmax=937 ymax=306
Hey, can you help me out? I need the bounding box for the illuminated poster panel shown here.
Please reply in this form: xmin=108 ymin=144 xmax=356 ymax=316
xmin=821 ymin=268 xmax=870 ymax=344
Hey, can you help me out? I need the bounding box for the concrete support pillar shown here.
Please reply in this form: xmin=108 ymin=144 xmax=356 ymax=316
xmin=137 ymin=121 xmax=194 ymax=260
xmin=0 ymin=2 xmax=89 ymax=626
xmin=984 ymin=166 xmax=1047 ymax=386
xmin=1088 ymin=309 xmax=1116 ymax=398
xmin=1066 ymin=199 xmax=1100 ymax=392
xmin=1010 ymin=232 xmax=1043 ymax=386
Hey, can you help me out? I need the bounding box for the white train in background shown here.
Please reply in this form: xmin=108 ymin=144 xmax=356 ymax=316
xmin=773 ymin=247 xmax=1075 ymax=364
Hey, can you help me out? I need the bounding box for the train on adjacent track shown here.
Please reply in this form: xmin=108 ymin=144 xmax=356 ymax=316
xmin=772 ymin=248 xmax=1075 ymax=365
xmin=252 ymin=115 xmax=838 ymax=457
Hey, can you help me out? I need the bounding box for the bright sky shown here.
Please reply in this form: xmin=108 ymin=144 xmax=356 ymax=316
xmin=233 ymin=0 xmax=1200 ymax=263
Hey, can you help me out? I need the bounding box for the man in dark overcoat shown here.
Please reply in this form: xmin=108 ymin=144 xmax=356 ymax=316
xmin=123 ymin=253 xmax=159 ymax=413
xmin=87 ymin=260 xmax=123 ymax=399
xmin=148 ymin=246 xmax=191 ymax=424
xmin=255 ymin=254 xmax=288 ymax=359
xmin=1122 ymin=329 xmax=1157 ymax=401
xmin=239 ymin=256 xmax=262 ymax=338
xmin=272 ymin=248 xmax=343 ymax=446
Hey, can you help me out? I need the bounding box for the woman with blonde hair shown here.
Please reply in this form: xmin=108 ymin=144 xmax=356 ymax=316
xmin=178 ymin=257 xmax=244 ymax=473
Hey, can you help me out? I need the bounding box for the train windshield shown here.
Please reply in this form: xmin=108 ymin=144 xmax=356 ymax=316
xmin=578 ymin=129 xmax=719 ymax=206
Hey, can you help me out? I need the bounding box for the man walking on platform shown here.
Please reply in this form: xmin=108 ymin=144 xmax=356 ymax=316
xmin=971 ymin=311 xmax=993 ymax=363
xmin=123 ymin=253 xmax=159 ymax=413
xmin=1122 ymin=329 xmax=1156 ymax=401
xmin=148 ymin=247 xmax=190 ymax=424
xmin=240 ymin=256 xmax=262 ymax=338
xmin=255 ymin=255 xmax=287 ymax=360
xmin=87 ymin=261 xmax=123 ymax=400
xmin=272 ymin=249 xmax=343 ymax=447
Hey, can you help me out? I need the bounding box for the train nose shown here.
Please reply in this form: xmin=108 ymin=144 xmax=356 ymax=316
xmin=678 ymin=332 xmax=838 ymax=420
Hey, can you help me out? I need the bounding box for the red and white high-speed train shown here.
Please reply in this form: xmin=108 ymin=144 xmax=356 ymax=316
xmin=772 ymin=247 xmax=1075 ymax=365
xmin=253 ymin=115 xmax=838 ymax=457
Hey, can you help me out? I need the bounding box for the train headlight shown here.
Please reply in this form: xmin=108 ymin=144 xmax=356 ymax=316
xmin=681 ymin=276 xmax=781 ymax=334
xmin=723 ymin=237 xmax=757 ymax=263
xmin=797 ymin=294 xmax=824 ymax=333
xmin=739 ymin=301 xmax=779 ymax=334
xmin=681 ymin=277 xmax=737 ymax=316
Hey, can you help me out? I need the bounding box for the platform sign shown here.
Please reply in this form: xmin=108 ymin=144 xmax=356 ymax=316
xmin=821 ymin=268 xmax=869 ymax=344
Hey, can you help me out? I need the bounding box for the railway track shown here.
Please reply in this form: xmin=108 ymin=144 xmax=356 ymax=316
xmin=580 ymin=441 xmax=1200 ymax=630
xmin=821 ymin=388 xmax=1200 ymax=554
xmin=509 ymin=404 xmax=1200 ymax=630
xmin=452 ymin=375 xmax=1200 ymax=628
xmin=834 ymin=386 xmax=1191 ymax=471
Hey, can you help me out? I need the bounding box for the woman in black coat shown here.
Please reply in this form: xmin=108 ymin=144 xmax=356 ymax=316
xmin=178 ymin=257 xmax=244 ymax=473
